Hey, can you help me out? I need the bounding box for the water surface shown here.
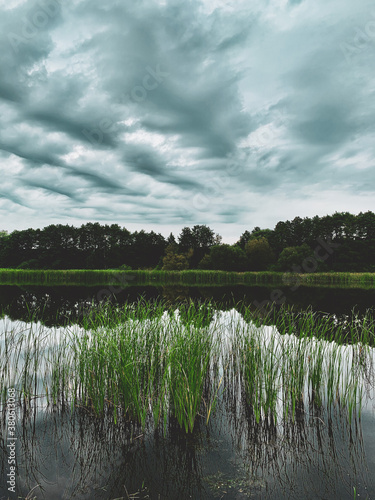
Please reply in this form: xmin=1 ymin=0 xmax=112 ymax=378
xmin=1 ymin=284 xmax=375 ymax=326
xmin=0 ymin=310 xmax=374 ymax=500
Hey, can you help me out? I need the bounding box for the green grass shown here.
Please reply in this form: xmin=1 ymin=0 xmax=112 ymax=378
xmin=1 ymin=268 xmax=375 ymax=287
xmin=0 ymin=301 xmax=373 ymax=432
xmin=73 ymin=301 xmax=221 ymax=432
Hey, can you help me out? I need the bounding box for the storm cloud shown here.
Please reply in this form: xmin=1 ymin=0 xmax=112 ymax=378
xmin=1 ymin=0 xmax=374 ymax=241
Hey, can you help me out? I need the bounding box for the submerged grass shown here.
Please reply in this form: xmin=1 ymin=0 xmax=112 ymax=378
xmin=0 ymin=301 xmax=374 ymax=432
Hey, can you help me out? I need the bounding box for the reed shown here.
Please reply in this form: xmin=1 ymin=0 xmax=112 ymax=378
xmin=71 ymin=301 xmax=221 ymax=432
xmin=0 ymin=301 xmax=373 ymax=432
xmin=0 ymin=317 xmax=73 ymax=409
xmin=1 ymin=268 xmax=375 ymax=287
xmin=223 ymin=305 xmax=373 ymax=424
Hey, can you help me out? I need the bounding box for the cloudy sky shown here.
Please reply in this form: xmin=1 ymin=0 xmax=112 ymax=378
xmin=1 ymin=0 xmax=374 ymax=242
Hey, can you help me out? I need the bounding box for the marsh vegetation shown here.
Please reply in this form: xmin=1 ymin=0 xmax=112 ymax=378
xmin=1 ymin=268 xmax=375 ymax=287
xmin=1 ymin=299 xmax=374 ymax=499
xmin=1 ymin=302 xmax=374 ymax=428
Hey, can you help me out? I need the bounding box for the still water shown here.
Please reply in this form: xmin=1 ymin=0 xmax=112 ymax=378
xmin=0 ymin=284 xmax=374 ymax=499
xmin=1 ymin=283 xmax=375 ymax=325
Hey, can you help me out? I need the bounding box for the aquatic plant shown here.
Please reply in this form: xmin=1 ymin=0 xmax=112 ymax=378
xmin=1 ymin=268 xmax=375 ymax=287
xmin=0 ymin=301 xmax=373 ymax=432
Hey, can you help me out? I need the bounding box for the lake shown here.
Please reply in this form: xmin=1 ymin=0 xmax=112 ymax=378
xmin=1 ymin=283 xmax=375 ymax=325
xmin=0 ymin=284 xmax=374 ymax=499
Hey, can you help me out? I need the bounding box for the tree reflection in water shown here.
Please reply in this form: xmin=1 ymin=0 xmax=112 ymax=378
xmin=1 ymin=284 xmax=375 ymax=327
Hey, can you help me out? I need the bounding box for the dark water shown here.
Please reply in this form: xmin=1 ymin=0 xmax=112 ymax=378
xmin=0 ymin=284 xmax=375 ymax=499
xmin=1 ymin=388 xmax=374 ymax=499
xmin=0 ymin=284 xmax=375 ymax=326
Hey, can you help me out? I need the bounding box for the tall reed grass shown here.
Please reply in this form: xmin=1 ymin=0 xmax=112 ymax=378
xmin=0 ymin=301 xmax=373 ymax=432
xmin=1 ymin=268 xmax=375 ymax=287
xmin=225 ymin=309 xmax=370 ymax=424
xmin=73 ymin=302 xmax=221 ymax=432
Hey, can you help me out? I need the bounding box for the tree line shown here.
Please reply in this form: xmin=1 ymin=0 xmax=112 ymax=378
xmin=1 ymin=211 xmax=375 ymax=272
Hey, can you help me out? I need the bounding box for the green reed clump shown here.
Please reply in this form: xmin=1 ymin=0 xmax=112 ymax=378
xmin=72 ymin=300 xmax=221 ymax=432
xmin=256 ymin=304 xmax=375 ymax=347
xmin=306 ymin=339 xmax=325 ymax=407
xmin=1 ymin=300 xmax=373 ymax=431
xmin=73 ymin=302 xmax=167 ymax=426
xmin=168 ymin=320 xmax=218 ymax=432
xmin=241 ymin=332 xmax=279 ymax=423
xmin=0 ymin=317 xmax=73 ymax=409
xmin=225 ymin=305 xmax=374 ymax=424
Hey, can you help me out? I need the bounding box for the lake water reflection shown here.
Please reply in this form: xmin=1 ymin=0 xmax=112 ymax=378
xmin=0 ymin=283 xmax=375 ymax=326
xmin=0 ymin=285 xmax=374 ymax=499
xmin=2 ymin=391 xmax=374 ymax=499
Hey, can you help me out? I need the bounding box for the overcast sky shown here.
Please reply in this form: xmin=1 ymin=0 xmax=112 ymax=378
xmin=1 ymin=0 xmax=374 ymax=242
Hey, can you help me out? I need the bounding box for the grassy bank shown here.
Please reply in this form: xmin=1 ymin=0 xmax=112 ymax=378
xmin=0 ymin=269 xmax=375 ymax=287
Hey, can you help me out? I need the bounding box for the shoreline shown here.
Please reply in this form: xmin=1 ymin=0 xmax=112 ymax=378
xmin=0 ymin=269 xmax=374 ymax=288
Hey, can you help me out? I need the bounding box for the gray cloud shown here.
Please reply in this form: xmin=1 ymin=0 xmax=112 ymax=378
xmin=0 ymin=0 xmax=374 ymax=240
xmin=21 ymin=179 xmax=81 ymax=201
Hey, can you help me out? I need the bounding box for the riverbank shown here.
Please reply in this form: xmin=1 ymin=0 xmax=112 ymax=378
xmin=0 ymin=269 xmax=375 ymax=287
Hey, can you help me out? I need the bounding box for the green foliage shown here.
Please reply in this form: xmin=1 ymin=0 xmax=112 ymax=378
xmin=162 ymin=245 xmax=189 ymax=270
xmin=17 ymin=259 xmax=40 ymax=270
xmin=178 ymin=225 xmax=219 ymax=251
xmin=197 ymin=254 xmax=212 ymax=270
xmin=118 ymin=264 xmax=132 ymax=271
xmin=0 ymin=223 xmax=166 ymax=270
xmin=198 ymin=244 xmax=247 ymax=271
xmin=166 ymin=232 xmax=176 ymax=245
xmin=245 ymin=237 xmax=275 ymax=271
xmin=276 ymin=243 xmax=316 ymax=271
xmin=178 ymin=225 xmax=221 ymax=267
xmin=1 ymin=212 xmax=375 ymax=271
xmin=237 ymin=228 xmax=273 ymax=249
xmin=237 ymin=230 xmax=252 ymax=249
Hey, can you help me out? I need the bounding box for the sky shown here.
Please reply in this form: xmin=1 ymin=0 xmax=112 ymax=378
xmin=1 ymin=0 xmax=375 ymax=243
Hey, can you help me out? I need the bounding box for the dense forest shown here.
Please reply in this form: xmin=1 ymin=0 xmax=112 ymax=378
xmin=1 ymin=211 xmax=375 ymax=272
